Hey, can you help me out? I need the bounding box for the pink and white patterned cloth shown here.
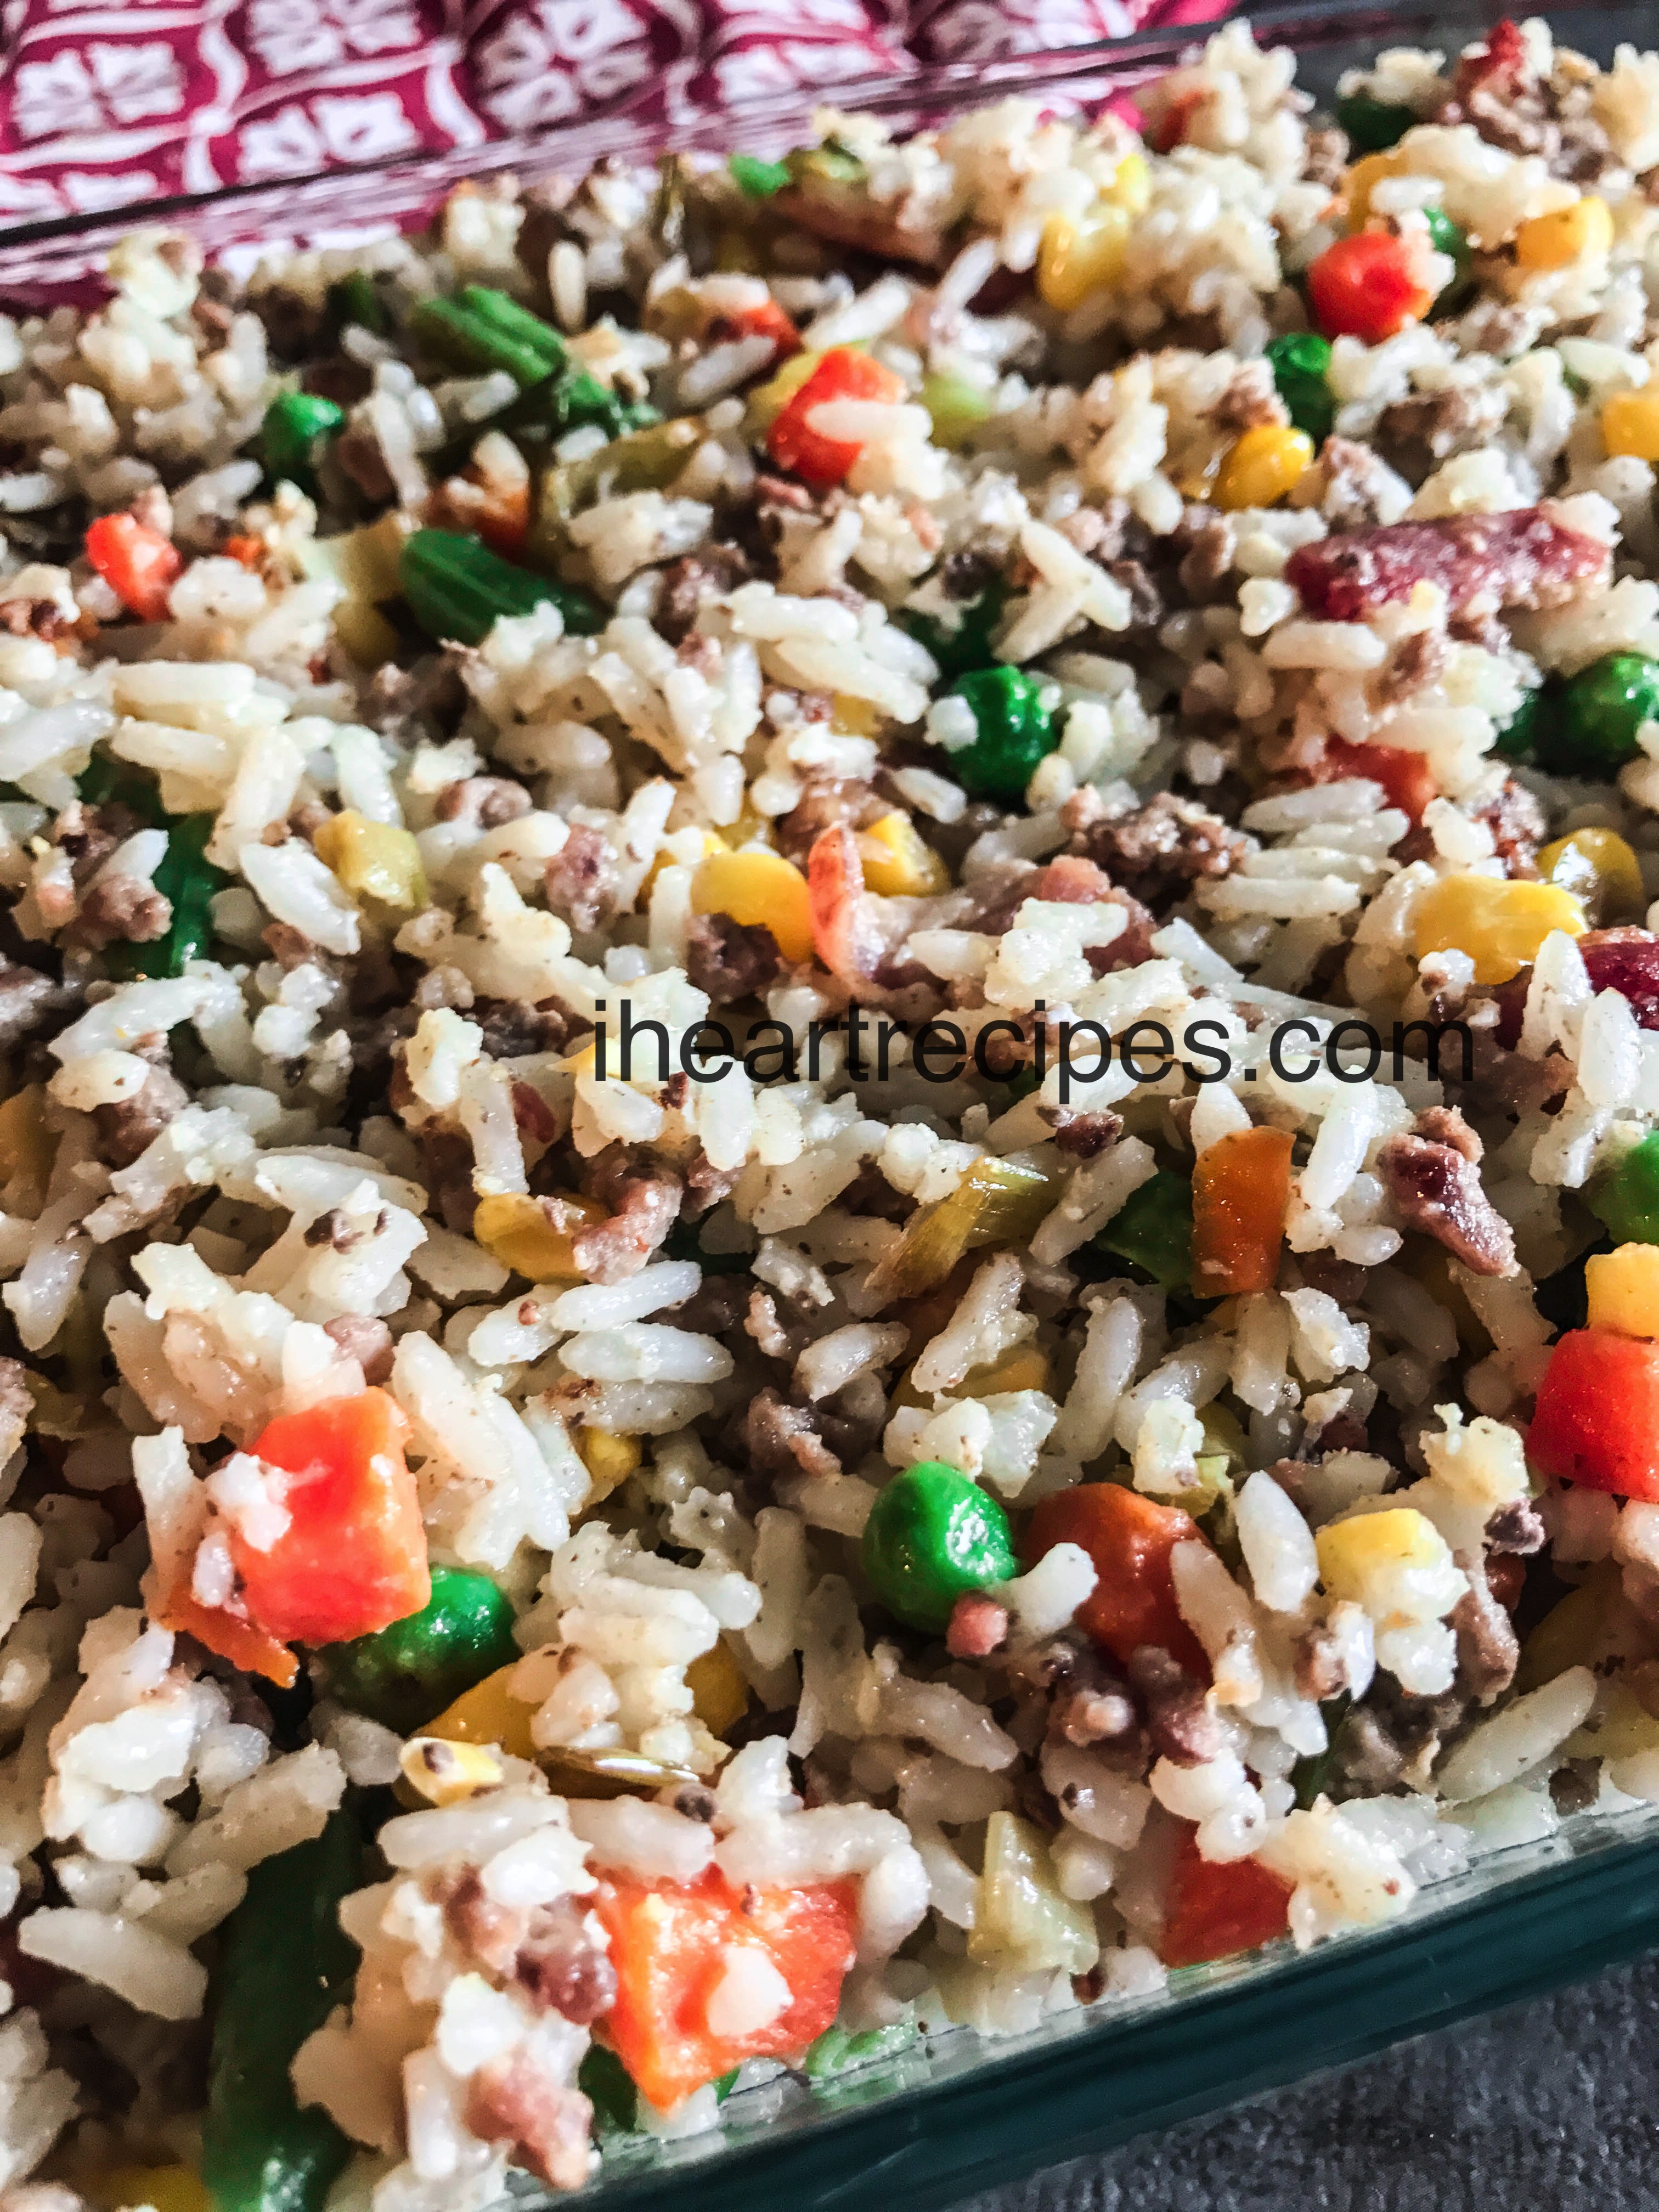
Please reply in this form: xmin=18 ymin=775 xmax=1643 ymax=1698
xmin=0 ymin=0 xmax=1229 ymax=226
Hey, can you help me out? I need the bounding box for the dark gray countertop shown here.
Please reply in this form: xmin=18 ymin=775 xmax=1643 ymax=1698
xmin=961 ymin=1950 xmax=1659 ymax=2209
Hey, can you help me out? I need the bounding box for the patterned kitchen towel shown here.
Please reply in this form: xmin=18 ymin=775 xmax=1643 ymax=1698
xmin=0 ymin=0 xmax=1228 ymax=225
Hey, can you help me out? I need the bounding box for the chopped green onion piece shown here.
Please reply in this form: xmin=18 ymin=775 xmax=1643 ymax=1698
xmin=201 ymin=1812 xmax=362 ymax=2212
xmin=578 ymin=2044 xmax=639 ymax=2136
xmin=328 ymin=270 xmax=386 ymax=335
xmin=77 ymin=753 xmax=166 ymax=827
xmin=1264 ymin=331 xmax=1335 ymax=445
xmin=1334 ymin=92 xmax=1419 ymax=153
xmin=260 ymin=391 xmax=345 ymax=489
xmin=1092 ymin=1169 xmax=1194 ymax=1293
xmin=920 ymin=370 xmax=995 ymax=450
xmin=1491 ymin=685 xmax=1543 ymax=763
xmin=1290 ymin=1692 xmax=1352 ymax=1809
xmin=901 ymin=580 xmax=1007 ymax=682
xmin=804 ymin=2021 xmax=918 ymax=2078
xmin=112 ymin=813 xmax=225 ymax=980
xmin=730 ymin=153 xmax=791 ymax=198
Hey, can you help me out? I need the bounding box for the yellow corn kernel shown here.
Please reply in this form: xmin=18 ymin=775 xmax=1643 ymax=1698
xmin=83 ymin=2166 xmax=210 ymax=2212
xmin=1539 ymin=825 xmax=1646 ymax=923
xmin=579 ymin=1427 xmax=642 ymax=1500
xmin=857 ymin=810 xmax=950 ymax=897
xmin=643 ymin=827 xmax=726 ymax=898
xmin=1214 ymin=424 xmax=1315 ymax=512
xmin=401 ymin=1734 xmax=506 ymax=1806
xmin=1585 ymin=1243 xmax=1659 ymax=1338
xmin=1345 ymin=149 xmax=1409 ymax=230
xmin=748 ymin=347 xmax=827 ymax=431
xmin=687 ymin=1639 xmax=751 ymax=1737
xmin=691 ymin=848 xmax=814 ymax=964
xmin=1412 ymin=872 xmax=1586 ymax=985
xmin=891 ymin=1341 xmax=1049 ymax=1417
xmin=1601 ymin=387 xmax=1659 ymax=462
xmin=313 ymin=810 xmax=427 ymax=912
xmin=473 ymin=1190 xmax=605 ymax=1282
xmin=0 ymin=1084 xmax=55 ymax=1195
xmin=832 ymin=692 xmax=882 ymax=738
xmin=967 ymin=1345 xmax=1051 ymax=1397
xmin=1314 ymin=1506 xmax=1449 ymax=1606
xmin=1515 ymin=193 xmax=1613 ymax=270
xmin=426 ymin=1662 xmax=538 ymax=1758
xmin=1515 ymin=1560 xmax=1623 ymax=1692
xmin=334 ymin=599 xmax=403 ymax=667
xmin=1108 ymin=150 xmax=1151 ymax=216
xmin=302 ymin=510 xmax=409 ymax=602
xmin=1037 ymin=202 xmax=1131 ymax=313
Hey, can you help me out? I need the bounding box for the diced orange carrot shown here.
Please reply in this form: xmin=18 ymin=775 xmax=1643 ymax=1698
xmin=767 ymin=347 xmax=907 ymax=489
xmin=726 ymin=296 xmax=802 ymax=362
xmin=230 ymin=1389 xmax=430 ymax=1647
xmin=1024 ymin=1483 xmax=1210 ymax=1678
xmin=1307 ymin=737 xmax=1438 ymax=826
xmin=1159 ymin=1825 xmax=1293 ymax=1968
xmin=153 ymin=1583 xmax=298 ymax=1690
xmin=592 ymin=1867 xmax=858 ymax=2110
xmin=1190 ymin=1126 xmax=1295 ymax=1297
xmin=221 ymin=535 xmax=264 ymax=568
xmin=84 ymin=513 xmax=183 ymax=623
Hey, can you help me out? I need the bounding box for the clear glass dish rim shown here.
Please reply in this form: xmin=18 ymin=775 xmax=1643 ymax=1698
xmin=7 ymin=0 xmax=1658 ymax=2199
xmin=0 ymin=0 xmax=1546 ymax=272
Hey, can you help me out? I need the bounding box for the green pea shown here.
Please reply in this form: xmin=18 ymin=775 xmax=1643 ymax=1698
xmin=260 ymin=391 xmax=346 ymax=490
xmin=730 ymin=153 xmax=791 ymax=198
xmin=861 ymin=1460 xmax=1018 ymax=1633
xmin=202 ymin=1810 xmax=362 ymax=2212
xmin=1264 ymin=332 xmax=1334 ymax=445
xmin=1092 ymin=1169 xmax=1193 ymax=1292
xmin=903 ymin=581 xmax=1007 ymax=681
xmin=318 ymin=1564 xmax=519 ymax=1733
xmin=1492 ymin=685 xmax=1544 ymax=763
xmin=1589 ymin=1131 xmax=1659 ymax=1245
xmin=1544 ymin=651 xmax=1659 ymax=776
xmin=1334 ymin=92 xmax=1419 ymax=153
xmin=947 ymin=665 xmax=1060 ymax=802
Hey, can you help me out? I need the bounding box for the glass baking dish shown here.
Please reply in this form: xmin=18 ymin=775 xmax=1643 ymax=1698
xmin=9 ymin=1 xmax=1659 ymax=2200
